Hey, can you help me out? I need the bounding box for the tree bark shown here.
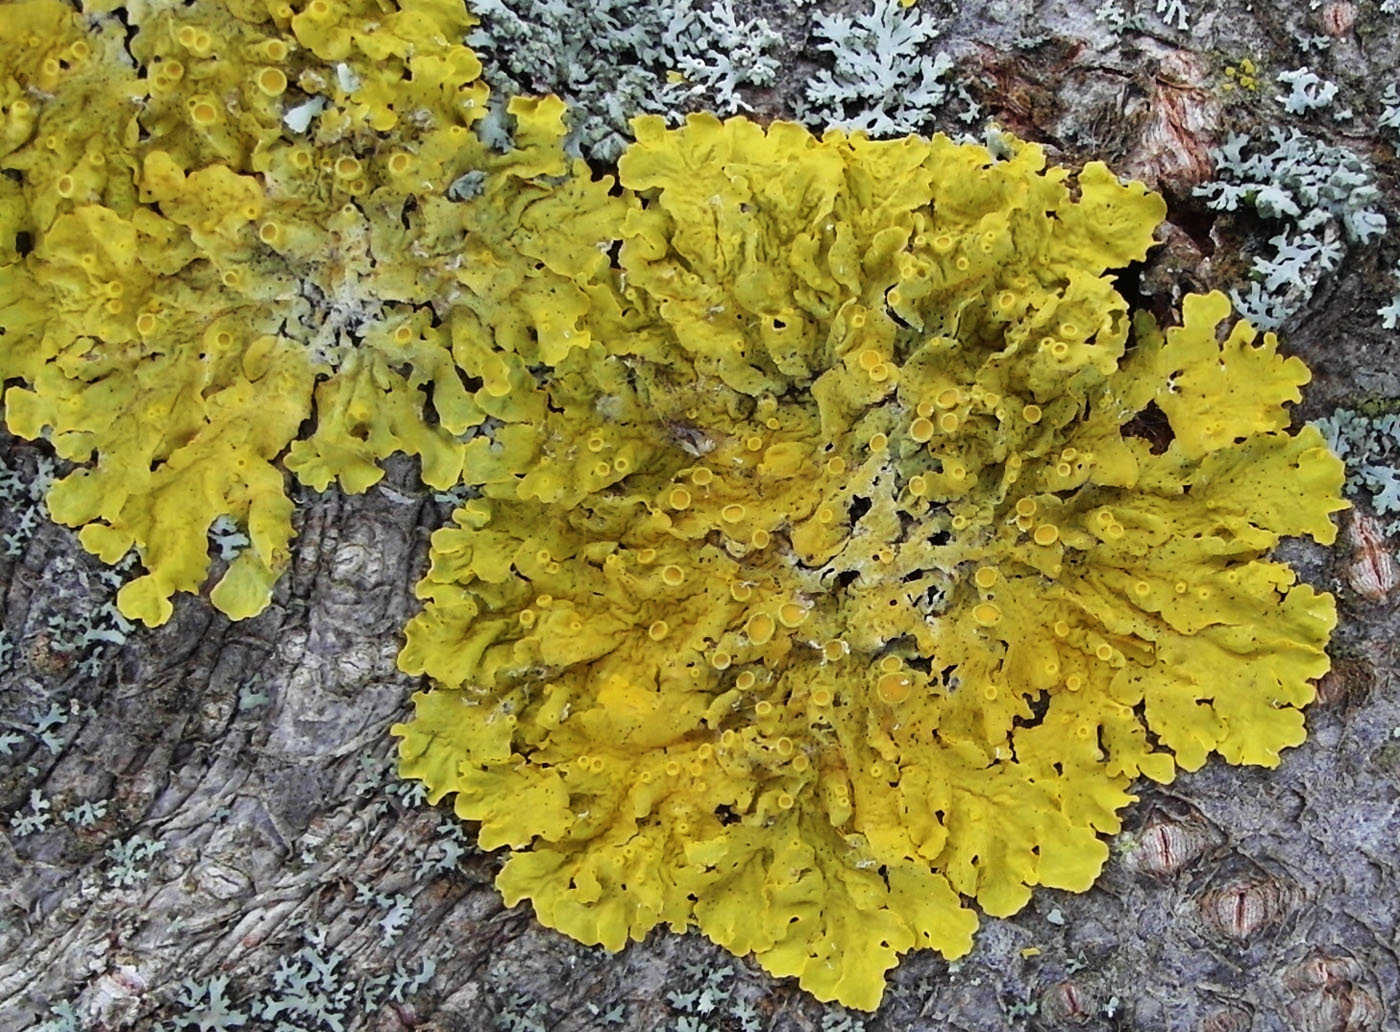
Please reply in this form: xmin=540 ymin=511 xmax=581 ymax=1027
xmin=3 ymin=1 xmax=1399 ymax=1030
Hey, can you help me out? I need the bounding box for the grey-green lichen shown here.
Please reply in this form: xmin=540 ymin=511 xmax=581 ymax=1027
xmin=1194 ymin=129 xmax=1386 ymax=329
xmin=795 ymin=0 xmax=976 ymax=135
xmin=466 ymin=0 xmax=782 ymax=160
xmin=1316 ymin=407 xmax=1400 ymax=535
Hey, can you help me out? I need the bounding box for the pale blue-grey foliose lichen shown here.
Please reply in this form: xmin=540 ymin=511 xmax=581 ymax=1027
xmin=1381 ymin=83 xmax=1400 ymax=139
xmin=1276 ymin=67 xmax=1339 ymax=115
xmin=467 ymin=0 xmax=983 ymax=158
xmin=795 ymin=0 xmax=978 ymax=135
xmin=1316 ymin=408 xmax=1400 ymax=535
xmin=466 ymin=0 xmax=781 ymax=160
xmin=1154 ymin=0 xmax=1190 ymax=31
xmin=1380 ymin=263 xmax=1400 ymax=330
xmin=1194 ymin=128 xmax=1386 ymax=330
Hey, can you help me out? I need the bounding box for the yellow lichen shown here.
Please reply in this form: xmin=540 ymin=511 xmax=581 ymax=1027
xmin=393 ymin=115 xmax=1346 ymax=1009
xmin=1 ymin=0 xmax=619 ymax=625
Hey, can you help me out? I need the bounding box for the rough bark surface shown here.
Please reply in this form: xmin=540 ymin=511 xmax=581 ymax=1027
xmin=3 ymin=1 xmax=1399 ymax=1030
